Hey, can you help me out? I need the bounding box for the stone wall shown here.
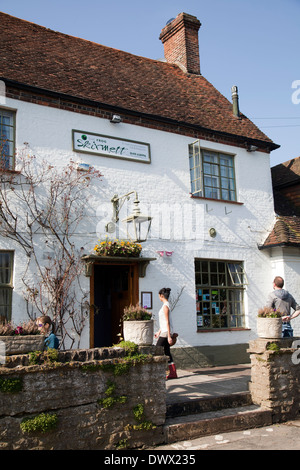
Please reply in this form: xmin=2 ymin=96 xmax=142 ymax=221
xmin=248 ymin=338 xmax=300 ymax=423
xmin=0 ymin=346 xmax=167 ymax=450
xmin=172 ymin=343 xmax=250 ymax=368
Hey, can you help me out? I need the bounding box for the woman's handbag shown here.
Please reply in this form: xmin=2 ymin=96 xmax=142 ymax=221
xmin=170 ymin=333 xmax=178 ymax=346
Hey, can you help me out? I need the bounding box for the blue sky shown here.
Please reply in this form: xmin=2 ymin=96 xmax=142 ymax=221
xmin=1 ymin=0 xmax=299 ymax=167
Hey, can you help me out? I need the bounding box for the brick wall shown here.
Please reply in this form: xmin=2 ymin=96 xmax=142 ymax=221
xmin=159 ymin=13 xmax=201 ymax=75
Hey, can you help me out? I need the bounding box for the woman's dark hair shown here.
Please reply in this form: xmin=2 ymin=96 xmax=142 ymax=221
xmin=159 ymin=287 xmax=171 ymax=300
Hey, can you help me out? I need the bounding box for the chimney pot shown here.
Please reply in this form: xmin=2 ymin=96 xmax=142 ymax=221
xmin=231 ymin=85 xmax=240 ymax=118
xmin=159 ymin=12 xmax=201 ymax=75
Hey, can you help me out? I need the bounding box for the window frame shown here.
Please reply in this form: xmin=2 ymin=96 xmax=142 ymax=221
xmin=0 ymin=251 xmax=14 ymax=322
xmin=189 ymin=141 xmax=237 ymax=202
xmin=195 ymin=259 xmax=247 ymax=331
xmin=0 ymin=107 xmax=16 ymax=171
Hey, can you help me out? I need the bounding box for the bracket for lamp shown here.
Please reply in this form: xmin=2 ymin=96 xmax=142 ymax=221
xmin=107 ymin=191 xmax=152 ymax=242
xmin=111 ymin=191 xmax=138 ymax=223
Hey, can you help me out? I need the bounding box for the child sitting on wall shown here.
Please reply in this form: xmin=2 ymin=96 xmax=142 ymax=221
xmin=36 ymin=316 xmax=59 ymax=350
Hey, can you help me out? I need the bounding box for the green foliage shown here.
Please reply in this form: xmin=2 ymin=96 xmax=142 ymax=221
xmin=29 ymin=348 xmax=59 ymax=366
xmin=116 ymin=439 xmax=129 ymax=450
xmin=44 ymin=348 xmax=59 ymax=363
xmin=0 ymin=377 xmax=23 ymax=393
xmin=20 ymin=413 xmax=58 ymax=434
xmin=81 ymin=351 xmax=151 ymax=376
xmin=98 ymin=380 xmax=127 ymax=409
xmin=267 ymin=342 xmax=281 ymax=353
xmin=133 ymin=403 xmax=145 ymax=422
xmin=124 ymin=403 xmax=156 ymax=432
xmin=116 ymin=340 xmax=139 ymax=356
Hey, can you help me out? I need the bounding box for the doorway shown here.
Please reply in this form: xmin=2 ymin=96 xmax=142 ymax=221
xmin=91 ymin=263 xmax=138 ymax=347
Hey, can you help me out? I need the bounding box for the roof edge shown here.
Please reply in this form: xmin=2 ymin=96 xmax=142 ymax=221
xmin=2 ymin=77 xmax=280 ymax=151
xmin=258 ymin=242 xmax=300 ymax=250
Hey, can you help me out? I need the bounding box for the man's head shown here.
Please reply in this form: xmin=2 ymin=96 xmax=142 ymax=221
xmin=273 ymin=276 xmax=284 ymax=289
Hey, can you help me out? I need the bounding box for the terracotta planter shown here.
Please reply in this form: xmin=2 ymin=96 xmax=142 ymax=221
xmin=123 ymin=320 xmax=154 ymax=346
xmin=0 ymin=335 xmax=45 ymax=355
xmin=257 ymin=317 xmax=282 ymax=339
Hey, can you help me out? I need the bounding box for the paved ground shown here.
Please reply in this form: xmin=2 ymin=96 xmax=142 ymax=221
xmin=165 ymin=364 xmax=251 ymax=404
xmin=158 ymin=364 xmax=300 ymax=451
xmin=156 ymin=419 xmax=300 ymax=450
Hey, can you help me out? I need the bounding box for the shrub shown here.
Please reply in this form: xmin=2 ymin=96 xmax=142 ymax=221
xmin=0 ymin=320 xmax=40 ymax=336
xmin=257 ymin=307 xmax=283 ymax=318
xmin=123 ymin=304 xmax=152 ymax=321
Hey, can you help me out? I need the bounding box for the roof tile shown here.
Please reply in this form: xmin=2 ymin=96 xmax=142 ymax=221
xmin=261 ymin=216 xmax=300 ymax=249
xmin=0 ymin=12 xmax=277 ymax=147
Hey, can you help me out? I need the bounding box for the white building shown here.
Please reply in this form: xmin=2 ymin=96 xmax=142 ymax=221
xmin=0 ymin=11 xmax=288 ymax=366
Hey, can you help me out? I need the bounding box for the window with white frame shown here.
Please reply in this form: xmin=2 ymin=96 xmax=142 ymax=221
xmin=195 ymin=259 xmax=247 ymax=330
xmin=189 ymin=141 xmax=237 ymax=202
xmin=0 ymin=252 xmax=14 ymax=322
xmin=0 ymin=108 xmax=15 ymax=170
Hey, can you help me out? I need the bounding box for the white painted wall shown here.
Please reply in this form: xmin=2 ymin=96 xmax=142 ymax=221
xmin=1 ymin=97 xmax=280 ymax=349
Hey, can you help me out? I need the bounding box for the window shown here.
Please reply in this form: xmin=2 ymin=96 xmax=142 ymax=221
xmin=0 ymin=252 xmax=14 ymax=322
xmin=189 ymin=141 xmax=236 ymax=202
xmin=0 ymin=108 xmax=15 ymax=170
xmin=195 ymin=259 xmax=247 ymax=330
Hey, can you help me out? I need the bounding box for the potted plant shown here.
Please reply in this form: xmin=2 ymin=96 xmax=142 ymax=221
xmin=122 ymin=304 xmax=154 ymax=346
xmin=93 ymin=239 xmax=142 ymax=257
xmin=257 ymin=307 xmax=283 ymax=339
xmin=0 ymin=320 xmax=45 ymax=356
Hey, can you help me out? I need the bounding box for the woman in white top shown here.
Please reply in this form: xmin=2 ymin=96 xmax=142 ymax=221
xmin=155 ymin=287 xmax=177 ymax=379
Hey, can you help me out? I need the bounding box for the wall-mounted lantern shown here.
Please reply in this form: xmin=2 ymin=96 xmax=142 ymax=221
xmin=107 ymin=191 xmax=152 ymax=242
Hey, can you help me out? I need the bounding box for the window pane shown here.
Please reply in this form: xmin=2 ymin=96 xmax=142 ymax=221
xmin=0 ymin=253 xmax=12 ymax=284
xmin=189 ymin=142 xmax=203 ymax=196
xmin=0 ymin=252 xmax=13 ymax=321
xmin=222 ymin=189 xmax=229 ymax=200
xmin=195 ymin=259 xmax=245 ymax=330
xmin=199 ymin=149 xmax=236 ymax=202
xmin=0 ymin=288 xmax=12 ymax=322
xmin=0 ymin=109 xmax=15 ymax=170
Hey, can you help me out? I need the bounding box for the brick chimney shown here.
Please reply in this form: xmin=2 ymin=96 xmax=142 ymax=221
xmin=159 ymin=13 xmax=201 ymax=75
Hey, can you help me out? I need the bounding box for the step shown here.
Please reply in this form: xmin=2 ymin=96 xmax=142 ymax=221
xmin=164 ymin=405 xmax=273 ymax=444
xmin=166 ymin=392 xmax=252 ymax=418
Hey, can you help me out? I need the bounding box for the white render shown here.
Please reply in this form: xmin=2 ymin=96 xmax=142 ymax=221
xmin=3 ymin=95 xmax=298 ymax=351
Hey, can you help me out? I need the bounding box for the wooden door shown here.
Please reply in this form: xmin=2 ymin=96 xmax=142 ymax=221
xmin=91 ymin=263 xmax=138 ymax=347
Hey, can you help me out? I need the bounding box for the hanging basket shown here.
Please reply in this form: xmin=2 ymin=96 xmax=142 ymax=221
xmin=257 ymin=317 xmax=282 ymax=339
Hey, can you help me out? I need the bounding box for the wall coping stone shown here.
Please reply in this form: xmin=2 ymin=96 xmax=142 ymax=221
xmin=1 ymin=345 xmax=165 ymax=370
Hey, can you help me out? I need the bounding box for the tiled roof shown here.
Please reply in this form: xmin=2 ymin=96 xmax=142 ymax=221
xmin=0 ymin=12 xmax=278 ymax=149
xmin=260 ymin=216 xmax=300 ymax=249
xmin=261 ymin=158 xmax=300 ymax=249
xmin=271 ymin=157 xmax=300 ymax=188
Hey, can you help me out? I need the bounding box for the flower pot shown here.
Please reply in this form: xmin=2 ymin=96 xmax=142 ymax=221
xmin=0 ymin=335 xmax=45 ymax=356
xmin=257 ymin=317 xmax=282 ymax=339
xmin=123 ymin=320 xmax=154 ymax=346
